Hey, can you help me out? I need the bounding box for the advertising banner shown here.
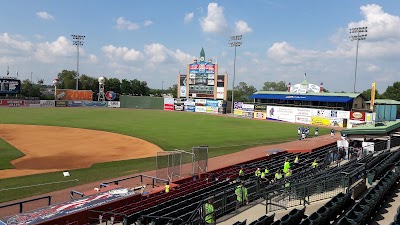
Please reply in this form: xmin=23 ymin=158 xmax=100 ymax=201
xmin=195 ymin=106 xmax=206 ymax=113
xmin=0 ymin=99 xmax=24 ymax=107
xmin=242 ymin=111 xmax=254 ymax=118
xmin=179 ymin=74 xmax=187 ymax=98
xmin=184 ymin=99 xmax=195 ymax=106
xmin=296 ymin=108 xmax=312 ymax=117
xmin=108 ymin=101 xmax=121 ymax=108
xmin=105 ymin=91 xmax=117 ymax=101
xmin=68 ymin=101 xmax=82 ymax=107
xmin=330 ymin=118 xmax=344 ymax=127
xmin=254 ymin=111 xmax=267 ymax=119
xmin=216 ymin=87 xmax=224 ymax=100
xmin=254 ymin=105 xmax=267 ymax=112
xmin=174 ymin=105 xmax=184 ymax=111
xmin=350 ymin=111 xmax=365 ymax=121
xmin=295 ymin=115 xmax=311 ymax=124
xmin=234 ymin=109 xmax=243 ymax=116
xmin=206 ymin=106 xmax=218 ymax=114
xmin=234 ymin=102 xmax=243 ymax=109
xmin=164 ymin=98 xmax=174 ymax=111
xmin=311 ymin=116 xmax=330 ymax=126
xmin=195 ymin=99 xmax=207 ymax=106
xmin=40 ymin=100 xmax=55 ymax=107
xmin=312 ymin=109 xmax=331 ymax=118
xmin=24 ymin=100 xmax=40 ymax=107
xmin=55 ymin=89 xmax=93 ymax=101
xmin=206 ymin=100 xmax=219 ymax=107
xmin=335 ymin=110 xmax=350 ymax=119
xmin=267 ymin=106 xmax=296 ymax=123
xmin=370 ymin=82 xmax=376 ymax=110
xmin=55 ymin=100 xmax=68 ymax=107
xmin=81 ymin=101 xmax=108 ymax=107
xmin=185 ymin=105 xmax=195 ymax=112
xmin=242 ymin=104 xmax=254 ymax=111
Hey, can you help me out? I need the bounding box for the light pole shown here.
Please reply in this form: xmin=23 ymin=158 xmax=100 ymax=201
xmin=162 ymin=81 xmax=164 ymax=96
xmin=229 ymin=35 xmax=242 ymax=114
xmin=349 ymin=27 xmax=367 ymax=93
xmin=71 ymin=34 xmax=85 ymax=90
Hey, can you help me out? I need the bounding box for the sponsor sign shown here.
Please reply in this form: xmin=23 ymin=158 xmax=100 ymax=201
xmin=267 ymin=106 xmax=296 ymax=123
xmin=179 ymin=74 xmax=187 ymax=97
xmin=105 ymin=91 xmax=116 ymax=101
xmin=185 ymin=105 xmax=195 ymax=112
xmin=81 ymin=101 xmax=108 ymax=107
xmin=40 ymin=100 xmax=55 ymax=107
xmin=174 ymin=105 xmax=184 ymax=111
xmin=195 ymin=99 xmax=207 ymax=106
xmin=295 ymin=115 xmax=311 ymax=124
xmin=55 ymin=89 xmax=93 ymax=101
xmin=207 ymin=80 xmax=214 ymax=85
xmin=350 ymin=111 xmax=365 ymax=121
xmin=0 ymin=78 xmax=21 ymax=94
xmin=311 ymin=116 xmax=330 ymax=126
xmin=242 ymin=111 xmax=254 ymax=118
xmin=164 ymin=98 xmax=174 ymax=111
xmin=370 ymin=82 xmax=376 ymax=110
xmin=0 ymin=99 xmax=24 ymax=107
xmin=242 ymin=104 xmax=254 ymax=111
xmin=184 ymin=99 xmax=195 ymax=106
xmin=234 ymin=109 xmax=243 ymax=116
xmin=206 ymin=106 xmax=218 ymax=114
xmin=296 ymin=108 xmax=312 ymax=117
xmin=254 ymin=112 xmax=267 ymax=119
xmin=312 ymin=109 xmax=331 ymax=118
xmin=207 ymin=74 xmax=215 ymax=79
xmin=1 ymin=188 xmax=137 ymax=225
xmin=330 ymin=118 xmax=344 ymax=127
xmin=254 ymin=105 xmax=267 ymax=111
xmin=234 ymin=102 xmax=243 ymax=109
xmin=206 ymin=100 xmax=219 ymax=107
xmin=216 ymin=87 xmax=224 ymax=100
xmin=55 ymin=100 xmax=68 ymax=107
xmin=195 ymin=106 xmax=206 ymax=113
xmin=336 ymin=110 xmax=350 ymax=119
xmin=68 ymin=101 xmax=82 ymax=107
xmin=108 ymin=101 xmax=121 ymax=108
xmin=24 ymin=100 xmax=40 ymax=107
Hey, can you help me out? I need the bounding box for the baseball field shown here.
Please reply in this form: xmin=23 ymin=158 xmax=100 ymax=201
xmin=0 ymin=107 xmax=330 ymax=203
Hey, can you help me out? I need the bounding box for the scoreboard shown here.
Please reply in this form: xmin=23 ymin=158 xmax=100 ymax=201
xmin=0 ymin=78 xmax=21 ymax=94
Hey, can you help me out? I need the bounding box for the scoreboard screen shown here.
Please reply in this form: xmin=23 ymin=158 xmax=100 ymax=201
xmin=0 ymin=78 xmax=21 ymax=94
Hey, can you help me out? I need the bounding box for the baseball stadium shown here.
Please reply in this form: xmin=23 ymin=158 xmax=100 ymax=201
xmin=1 ymin=58 xmax=400 ymax=225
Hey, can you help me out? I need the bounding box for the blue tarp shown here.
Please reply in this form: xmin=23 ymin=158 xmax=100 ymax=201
xmin=249 ymin=94 xmax=354 ymax=103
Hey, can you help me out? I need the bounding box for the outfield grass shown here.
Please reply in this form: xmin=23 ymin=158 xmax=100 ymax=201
xmin=0 ymin=107 xmax=331 ymax=203
xmin=0 ymin=138 xmax=24 ymax=170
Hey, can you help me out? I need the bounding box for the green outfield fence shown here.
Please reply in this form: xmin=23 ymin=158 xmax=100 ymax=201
xmin=120 ymin=95 xmax=164 ymax=109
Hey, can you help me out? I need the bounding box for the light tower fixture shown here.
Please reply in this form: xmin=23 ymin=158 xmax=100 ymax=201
xmin=71 ymin=34 xmax=85 ymax=90
xmin=228 ymin=35 xmax=242 ymax=114
xmin=98 ymin=77 xmax=105 ymax=102
xmin=349 ymin=26 xmax=367 ymax=93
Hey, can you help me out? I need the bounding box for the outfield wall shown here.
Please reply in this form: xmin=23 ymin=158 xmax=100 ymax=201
xmin=0 ymin=99 xmax=120 ymax=108
xmin=164 ymin=98 xmax=227 ymax=114
xmin=233 ymin=102 xmax=373 ymax=128
xmin=120 ymin=95 xmax=164 ymax=109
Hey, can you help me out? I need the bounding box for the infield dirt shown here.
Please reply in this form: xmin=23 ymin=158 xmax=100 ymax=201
xmin=0 ymin=124 xmax=163 ymax=179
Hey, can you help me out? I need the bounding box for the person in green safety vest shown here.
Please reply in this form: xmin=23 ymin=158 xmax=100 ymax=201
xmin=204 ymin=198 xmax=215 ymax=224
xmin=274 ymin=170 xmax=283 ymax=182
xmin=165 ymin=181 xmax=170 ymax=193
xmin=260 ymin=171 xmax=266 ymax=179
xmin=239 ymin=167 xmax=244 ymax=177
xmin=284 ymin=169 xmax=292 ymax=188
xmin=294 ymin=156 xmax=299 ymax=164
xmin=283 ymin=157 xmax=291 ymax=173
xmin=235 ymin=181 xmax=248 ymax=209
xmin=265 ymin=167 xmax=269 ymax=175
xmin=311 ymin=159 xmax=319 ymax=169
xmin=255 ymin=168 xmax=261 ymax=177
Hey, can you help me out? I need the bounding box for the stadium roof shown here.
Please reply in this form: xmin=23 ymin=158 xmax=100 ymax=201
xmin=365 ymin=99 xmax=400 ymax=105
xmin=249 ymin=91 xmax=363 ymax=103
xmin=341 ymin=120 xmax=400 ymax=135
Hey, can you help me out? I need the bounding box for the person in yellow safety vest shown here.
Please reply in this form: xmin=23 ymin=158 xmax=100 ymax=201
xmin=312 ymin=159 xmax=319 ymax=169
xmin=235 ymin=181 xmax=248 ymax=209
xmin=294 ymin=156 xmax=299 ymax=164
xmin=204 ymin=198 xmax=215 ymax=224
xmin=274 ymin=170 xmax=283 ymax=182
xmin=165 ymin=181 xmax=170 ymax=193
xmin=283 ymin=157 xmax=291 ymax=173
xmin=260 ymin=171 xmax=266 ymax=179
xmin=239 ymin=167 xmax=244 ymax=177
xmin=265 ymin=167 xmax=269 ymax=175
xmin=255 ymin=168 xmax=261 ymax=177
xmin=284 ymin=169 xmax=292 ymax=188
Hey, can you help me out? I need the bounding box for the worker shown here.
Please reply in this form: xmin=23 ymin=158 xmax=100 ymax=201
xmin=265 ymin=167 xmax=269 ymax=175
xmin=283 ymin=157 xmax=291 ymax=173
xmin=294 ymin=156 xmax=299 ymax=164
xmin=284 ymin=169 xmax=292 ymax=188
xmin=255 ymin=168 xmax=261 ymax=177
xmin=274 ymin=170 xmax=283 ymax=182
xmin=239 ymin=167 xmax=244 ymax=177
xmin=165 ymin=181 xmax=170 ymax=193
xmin=235 ymin=180 xmax=248 ymax=209
xmin=311 ymin=159 xmax=319 ymax=169
xmin=204 ymin=198 xmax=215 ymax=224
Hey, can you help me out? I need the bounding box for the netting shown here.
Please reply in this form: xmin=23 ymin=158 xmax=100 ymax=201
xmin=192 ymin=146 xmax=209 ymax=174
xmin=156 ymin=150 xmax=197 ymax=182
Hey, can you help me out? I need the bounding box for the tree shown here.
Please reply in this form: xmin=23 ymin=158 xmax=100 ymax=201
xmin=167 ymin=84 xmax=178 ymax=98
xmin=262 ymin=81 xmax=287 ymax=91
xmin=381 ymin=82 xmax=400 ymax=100
xmin=57 ymin=70 xmax=77 ymax=89
xmin=227 ymin=82 xmax=257 ymax=102
xmin=105 ymin=78 xmax=121 ymax=94
xmin=361 ymin=88 xmax=380 ymax=101
xmin=79 ymin=74 xmax=98 ymax=92
xmin=20 ymin=79 xmax=42 ymax=98
xmin=121 ymin=79 xmax=132 ymax=94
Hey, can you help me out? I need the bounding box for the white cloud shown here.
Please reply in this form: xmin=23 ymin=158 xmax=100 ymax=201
xmin=0 ymin=33 xmax=33 ymax=52
xmin=184 ymin=12 xmax=194 ymax=24
xmin=36 ymin=11 xmax=54 ymax=20
xmin=34 ymin=36 xmax=75 ymax=63
xmin=33 ymin=34 xmax=45 ymax=40
xmin=101 ymin=45 xmax=143 ymax=61
xmin=144 ymin=20 xmax=154 ymax=27
xmin=234 ymin=20 xmax=253 ymax=34
xmin=199 ymin=3 xmax=228 ymax=33
xmin=115 ymin=17 xmax=140 ymax=30
xmin=367 ymin=64 xmax=380 ymax=72
xmin=144 ymin=43 xmax=168 ymax=63
xmin=267 ymin=42 xmax=319 ymax=65
xmin=88 ymin=54 xmax=98 ymax=64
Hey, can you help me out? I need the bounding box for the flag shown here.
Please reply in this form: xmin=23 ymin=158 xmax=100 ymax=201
xmin=7 ymin=66 xmax=9 ymax=76
xmin=16 ymin=70 xmax=18 ymax=77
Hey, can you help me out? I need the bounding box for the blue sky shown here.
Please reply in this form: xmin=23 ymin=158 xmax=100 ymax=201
xmin=1 ymin=1 xmax=400 ymax=93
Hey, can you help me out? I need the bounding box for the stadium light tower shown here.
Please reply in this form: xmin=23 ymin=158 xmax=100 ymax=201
xmin=229 ymin=35 xmax=242 ymax=114
xmin=71 ymin=34 xmax=85 ymax=90
xmin=349 ymin=27 xmax=367 ymax=93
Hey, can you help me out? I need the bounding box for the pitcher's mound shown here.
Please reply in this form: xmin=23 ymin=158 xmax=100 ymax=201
xmin=0 ymin=124 xmax=163 ymax=178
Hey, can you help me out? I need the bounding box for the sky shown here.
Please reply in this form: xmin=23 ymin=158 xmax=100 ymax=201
xmin=1 ymin=1 xmax=400 ymax=93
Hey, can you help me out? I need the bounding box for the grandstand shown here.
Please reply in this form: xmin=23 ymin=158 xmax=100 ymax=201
xmin=1 ymin=134 xmax=400 ymax=225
